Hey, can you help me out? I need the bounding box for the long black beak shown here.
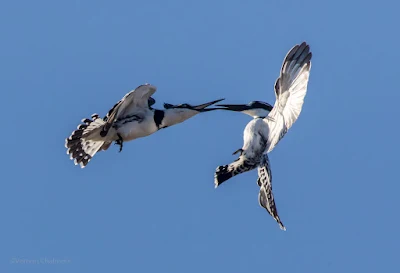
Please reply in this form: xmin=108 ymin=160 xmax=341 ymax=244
xmin=214 ymin=104 xmax=251 ymax=112
xmin=193 ymin=98 xmax=226 ymax=112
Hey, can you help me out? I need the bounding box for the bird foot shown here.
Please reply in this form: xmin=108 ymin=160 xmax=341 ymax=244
xmin=115 ymin=134 xmax=124 ymax=152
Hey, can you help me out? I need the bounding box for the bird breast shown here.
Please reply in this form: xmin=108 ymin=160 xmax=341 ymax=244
xmin=242 ymin=118 xmax=269 ymax=157
xmin=116 ymin=112 xmax=158 ymax=141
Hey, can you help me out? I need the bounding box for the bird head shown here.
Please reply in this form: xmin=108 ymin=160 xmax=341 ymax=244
xmin=161 ymin=98 xmax=225 ymax=127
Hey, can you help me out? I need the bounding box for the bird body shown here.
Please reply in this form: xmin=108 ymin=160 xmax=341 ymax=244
xmin=113 ymin=108 xmax=159 ymax=142
xmin=65 ymin=83 xmax=224 ymax=168
xmin=242 ymin=118 xmax=269 ymax=161
xmin=214 ymin=42 xmax=313 ymax=230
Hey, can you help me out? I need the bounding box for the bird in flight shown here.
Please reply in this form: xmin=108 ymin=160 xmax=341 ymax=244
xmin=65 ymin=83 xmax=224 ymax=168
xmin=214 ymin=42 xmax=313 ymax=230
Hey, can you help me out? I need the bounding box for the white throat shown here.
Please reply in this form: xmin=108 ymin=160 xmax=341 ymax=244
xmin=242 ymin=108 xmax=271 ymax=118
xmin=161 ymin=108 xmax=199 ymax=128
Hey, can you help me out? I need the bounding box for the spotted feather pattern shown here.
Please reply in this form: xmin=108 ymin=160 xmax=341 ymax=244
xmin=65 ymin=114 xmax=108 ymax=168
xmin=257 ymin=154 xmax=285 ymax=230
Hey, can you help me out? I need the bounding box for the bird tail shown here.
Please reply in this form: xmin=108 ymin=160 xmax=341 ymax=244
xmin=257 ymin=154 xmax=286 ymax=231
xmin=214 ymin=155 xmax=260 ymax=188
xmin=65 ymin=114 xmax=112 ymax=168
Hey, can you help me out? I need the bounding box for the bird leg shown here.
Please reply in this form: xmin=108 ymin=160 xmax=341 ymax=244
xmin=115 ymin=133 xmax=124 ymax=152
xmin=232 ymin=148 xmax=243 ymax=156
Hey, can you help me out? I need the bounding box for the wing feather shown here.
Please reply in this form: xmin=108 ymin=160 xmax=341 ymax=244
xmin=273 ymin=42 xmax=312 ymax=130
xmin=266 ymin=42 xmax=312 ymax=152
xmin=101 ymin=84 xmax=157 ymax=136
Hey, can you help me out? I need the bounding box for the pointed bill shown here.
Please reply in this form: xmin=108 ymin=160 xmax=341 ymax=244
xmin=214 ymin=104 xmax=250 ymax=112
xmin=192 ymin=98 xmax=225 ymax=111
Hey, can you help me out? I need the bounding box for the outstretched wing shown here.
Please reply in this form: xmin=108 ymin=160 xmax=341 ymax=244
xmin=266 ymin=42 xmax=312 ymax=151
xmin=257 ymin=153 xmax=286 ymax=230
xmin=101 ymin=84 xmax=157 ymax=137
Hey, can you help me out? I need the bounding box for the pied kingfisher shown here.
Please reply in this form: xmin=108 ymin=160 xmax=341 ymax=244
xmin=214 ymin=42 xmax=313 ymax=230
xmin=65 ymin=84 xmax=224 ymax=168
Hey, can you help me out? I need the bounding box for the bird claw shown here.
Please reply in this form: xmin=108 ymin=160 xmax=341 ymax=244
xmin=115 ymin=134 xmax=124 ymax=152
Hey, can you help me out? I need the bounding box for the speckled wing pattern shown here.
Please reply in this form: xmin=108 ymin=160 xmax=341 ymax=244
xmin=257 ymin=153 xmax=286 ymax=230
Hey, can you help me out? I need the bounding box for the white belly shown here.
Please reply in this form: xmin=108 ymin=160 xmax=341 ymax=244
xmin=116 ymin=116 xmax=158 ymax=142
xmin=242 ymin=118 xmax=270 ymax=158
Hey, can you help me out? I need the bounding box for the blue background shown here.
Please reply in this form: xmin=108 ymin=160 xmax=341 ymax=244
xmin=1 ymin=0 xmax=399 ymax=272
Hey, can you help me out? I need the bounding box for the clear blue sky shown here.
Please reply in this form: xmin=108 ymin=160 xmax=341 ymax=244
xmin=1 ymin=0 xmax=399 ymax=272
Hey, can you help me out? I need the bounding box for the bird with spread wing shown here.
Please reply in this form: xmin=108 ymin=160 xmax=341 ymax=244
xmin=214 ymin=42 xmax=313 ymax=230
xmin=65 ymin=84 xmax=224 ymax=168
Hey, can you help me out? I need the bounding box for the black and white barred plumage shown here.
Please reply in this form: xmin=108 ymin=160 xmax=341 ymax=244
xmin=65 ymin=83 xmax=225 ymax=168
xmin=65 ymin=114 xmax=110 ymax=168
xmin=214 ymin=42 xmax=313 ymax=230
xmin=257 ymin=154 xmax=285 ymax=230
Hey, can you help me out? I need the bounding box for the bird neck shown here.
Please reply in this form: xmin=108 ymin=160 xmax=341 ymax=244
xmin=243 ymin=108 xmax=270 ymax=118
xmin=155 ymin=108 xmax=199 ymax=129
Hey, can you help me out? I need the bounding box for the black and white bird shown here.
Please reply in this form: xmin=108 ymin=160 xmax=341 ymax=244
xmin=214 ymin=42 xmax=313 ymax=230
xmin=65 ymin=83 xmax=224 ymax=168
